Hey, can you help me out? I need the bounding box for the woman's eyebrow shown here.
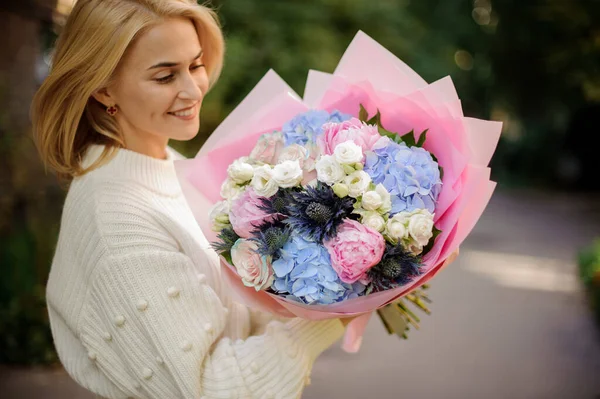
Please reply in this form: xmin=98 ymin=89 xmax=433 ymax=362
xmin=147 ymin=50 xmax=203 ymax=70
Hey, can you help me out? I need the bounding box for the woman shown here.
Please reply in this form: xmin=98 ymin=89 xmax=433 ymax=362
xmin=31 ymin=1 xmax=350 ymax=398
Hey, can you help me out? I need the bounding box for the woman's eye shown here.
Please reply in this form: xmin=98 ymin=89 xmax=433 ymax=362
xmin=156 ymin=74 xmax=174 ymax=84
xmin=155 ymin=65 xmax=204 ymax=84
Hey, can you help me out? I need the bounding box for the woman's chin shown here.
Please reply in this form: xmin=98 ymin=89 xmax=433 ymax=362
xmin=174 ymin=126 xmax=200 ymax=141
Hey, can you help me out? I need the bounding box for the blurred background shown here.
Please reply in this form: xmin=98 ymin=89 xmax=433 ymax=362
xmin=1 ymin=0 xmax=599 ymax=398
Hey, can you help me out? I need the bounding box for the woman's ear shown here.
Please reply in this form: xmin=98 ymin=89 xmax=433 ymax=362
xmin=91 ymin=88 xmax=114 ymax=107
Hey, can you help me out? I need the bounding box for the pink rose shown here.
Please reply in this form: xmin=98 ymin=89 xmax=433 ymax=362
xmin=230 ymin=239 xmax=274 ymax=291
xmin=324 ymin=219 xmax=385 ymax=284
xmin=229 ymin=188 xmax=277 ymax=238
xmin=317 ymin=118 xmax=381 ymax=158
xmin=249 ymin=131 xmax=285 ymax=164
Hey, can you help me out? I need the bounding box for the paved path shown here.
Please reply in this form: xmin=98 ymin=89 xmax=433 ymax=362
xmin=2 ymin=190 xmax=600 ymax=398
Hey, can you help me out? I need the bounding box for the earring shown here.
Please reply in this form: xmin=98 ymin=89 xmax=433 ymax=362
xmin=106 ymin=105 xmax=118 ymax=116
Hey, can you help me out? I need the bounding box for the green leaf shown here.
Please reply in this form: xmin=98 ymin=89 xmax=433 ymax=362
xmin=223 ymin=252 xmax=233 ymax=266
xmin=421 ymin=226 xmax=442 ymax=257
xmin=359 ymin=104 xmax=369 ymax=122
xmin=379 ymin=127 xmax=404 ymax=145
xmin=416 ymin=129 xmax=428 ymax=147
xmin=401 ymin=130 xmax=417 ymax=147
xmin=367 ymin=109 xmax=382 ymax=126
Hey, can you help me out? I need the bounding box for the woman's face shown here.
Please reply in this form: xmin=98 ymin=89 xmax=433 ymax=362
xmin=95 ymin=17 xmax=209 ymax=158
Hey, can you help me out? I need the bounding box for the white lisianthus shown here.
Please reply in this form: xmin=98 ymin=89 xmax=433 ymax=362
xmin=272 ymin=160 xmax=303 ymax=188
xmin=334 ymin=140 xmax=363 ymax=164
xmin=375 ymin=184 xmax=392 ymax=214
xmin=315 ymin=155 xmax=345 ymax=185
xmin=362 ymin=190 xmax=383 ymax=211
xmin=250 ymin=165 xmax=279 ymax=197
xmin=220 ymin=178 xmax=244 ymax=200
xmin=385 ymin=212 xmax=410 ymax=244
xmin=227 ymin=158 xmax=255 ymax=184
xmin=361 ymin=211 xmax=386 ymax=232
xmin=344 ymin=170 xmax=371 ymax=198
xmin=342 ymin=163 xmax=356 ymax=175
xmin=407 ymin=209 xmax=435 ymax=247
xmin=277 ymin=144 xmax=309 ymax=168
xmin=209 ymin=200 xmax=231 ymax=232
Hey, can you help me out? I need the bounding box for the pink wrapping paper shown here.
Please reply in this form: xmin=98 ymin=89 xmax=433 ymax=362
xmin=174 ymin=31 xmax=501 ymax=353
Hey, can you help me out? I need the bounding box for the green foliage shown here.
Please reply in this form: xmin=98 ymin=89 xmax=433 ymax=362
xmin=0 ymin=192 xmax=62 ymax=365
xmin=190 ymin=0 xmax=599 ymax=189
xmin=0 ymin=289 xmax=58 ymax=365
xmin=578 ymin=239 xmax=600 ymax=324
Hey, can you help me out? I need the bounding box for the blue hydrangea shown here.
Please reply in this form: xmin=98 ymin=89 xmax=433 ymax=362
xmin=364 ymin=138 xmax=442 ymax=214
xmin=282 ymin=110 xmax=352 ymax=147
xmin=271 ymin=234 xmax=365 ymax=304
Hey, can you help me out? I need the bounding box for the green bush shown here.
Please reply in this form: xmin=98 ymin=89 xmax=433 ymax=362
xmin=0 ymin=184 xmax=63 ymax=365
xmin=578 ymin=239 xmax=600 ymax=324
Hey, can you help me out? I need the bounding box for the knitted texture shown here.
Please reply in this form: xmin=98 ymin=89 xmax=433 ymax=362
xmin=46 ymin=144 xmax=344 ymax=399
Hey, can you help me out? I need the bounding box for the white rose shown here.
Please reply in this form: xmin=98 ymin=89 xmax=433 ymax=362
xmin=278 ymin=144 xmax=309 ymax=169
xmin=362 ymin=190 xmax=383 ymax=211
xmin=250 ymin=165 xmax=279 ymax=197
xmin=334 ymin=140 xmax=363 ymax=164
xmin=344 ymin=170 xmax=371 ymax=198
xmin=375 ymin=184 xmax=392 ymax=214
xmin=407 ymin=209 xmax=435 ymax=247
xmin=272 ymin=160 xmax=303 ymax=188
xmin=220 ymin=178 xmax=244 ymax=200
xmin=209 ymin=200 xmax=230 ymax=231
xmin=408 ymin=242 xmax=424 ymax=255
xmin=227 ymin=158 xmax=255 ymax=184
xmin=303 ymin=142 xmax=321 ymax=171
xmin=386 ymin=212 xmax=410 ymax=243
xmin=315 ymin=155 xmax=345 ymax=185
xmin=230 ymin=239 xmax=274 ymax=291
xmin=361 ymin=211 xmax=386 ymax=232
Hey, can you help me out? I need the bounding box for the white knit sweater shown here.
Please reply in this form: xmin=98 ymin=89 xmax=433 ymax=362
xmin=46 ymin=143 xmax=344 ymax=399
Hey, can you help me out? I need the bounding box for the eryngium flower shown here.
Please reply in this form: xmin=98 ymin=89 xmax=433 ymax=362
xmin=212 ymin=226 xmax=241 ymax=255
xmin=256 ymin=189 xmax=293 ymax=216
xmin=366 ymin=243 xmax=422 ymax=293
xmin=284 ymin=182 xmax=356 ymax=242
xmin=250 ymin=220 xmax=291 ymax=258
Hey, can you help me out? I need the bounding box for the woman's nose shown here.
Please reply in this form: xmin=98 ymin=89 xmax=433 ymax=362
xmin=178 ymin=72 xmax=203 ymax=100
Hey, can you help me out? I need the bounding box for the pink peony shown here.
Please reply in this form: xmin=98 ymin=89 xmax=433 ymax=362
xmin=324 ymin=219 xmax=385 ymax=284
xmin=229 ymin=188 xmax=277 ymax=238
xmin=230 ymin=239 xmax=274 ymax=291
xmin=317 ymin=118 xmax=381 ymax=158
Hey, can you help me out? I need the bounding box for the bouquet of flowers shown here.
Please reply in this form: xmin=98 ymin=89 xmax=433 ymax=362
xmin=175 ymin=31 xmax=501 ymax=351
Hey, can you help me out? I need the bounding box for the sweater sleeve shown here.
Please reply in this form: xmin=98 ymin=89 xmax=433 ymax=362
xmin=79 ymin=249 xmax=344 ymax=399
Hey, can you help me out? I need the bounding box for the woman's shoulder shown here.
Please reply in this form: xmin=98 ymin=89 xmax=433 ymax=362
xmin=62 ymin=175 xmax=180 ymax=254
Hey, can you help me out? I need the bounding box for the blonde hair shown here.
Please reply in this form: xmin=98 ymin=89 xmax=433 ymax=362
xmin=31 ymin=0 xmax=224 ymax=181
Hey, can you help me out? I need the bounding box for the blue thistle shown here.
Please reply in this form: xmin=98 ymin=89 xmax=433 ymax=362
xmin=250 ymin=220 xmax=291 ymax=258
xmin=366 ymin=244 xmax=422 ymax=293
xmin=212 ymin=226 xmax=240 ymax=255
xmin=256 ymin=189 xmax=294 ymax=217
xmin=284 ymin=182 xmax=356 ymax=242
